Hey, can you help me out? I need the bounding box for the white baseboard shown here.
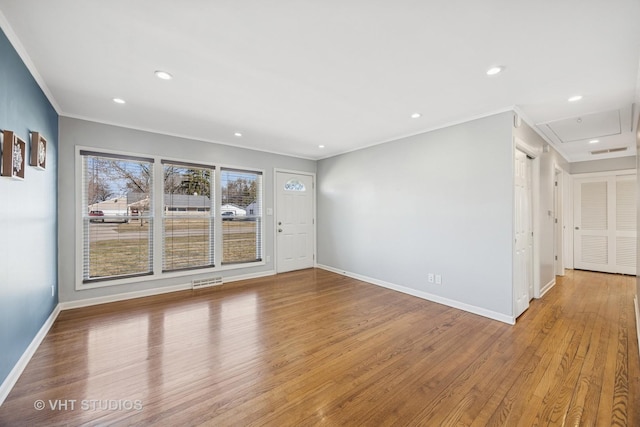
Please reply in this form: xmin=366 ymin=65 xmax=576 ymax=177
xmin=60 ymin=270 xmax=277 ymax=310
xmin=317 ymin=264 xmax=515 ymax=325
xmin=635 ymin=296 xmax=640 ymax=362
xmin=60 ymin=283 xmax=193 ymax=310
xmin=540 ymin=278 xmax=556 ymax=298
xmin=0 ymin=304 xmax=61 ymax=407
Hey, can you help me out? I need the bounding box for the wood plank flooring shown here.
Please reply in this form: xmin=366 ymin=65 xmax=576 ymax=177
xmin=0 ymin=268 xmax=638 ymax=426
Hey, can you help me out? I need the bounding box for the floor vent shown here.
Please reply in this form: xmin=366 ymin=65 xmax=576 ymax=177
xmin=192 ymin=277 xmax=223 ymax=289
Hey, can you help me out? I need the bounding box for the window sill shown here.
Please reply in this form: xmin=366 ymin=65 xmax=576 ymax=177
xmin=76 ymin=260 xmax=267 ymax=291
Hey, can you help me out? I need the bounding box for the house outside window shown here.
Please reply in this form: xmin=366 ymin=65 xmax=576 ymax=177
xmin=221 ymin=168 xmax=263 ymax=264
xmin=78 ymin=150 xmax=265 ymax=286
xmin=162 ymin=161 xmax=215 ymax=271
xmin=81 ymin=151 xmax=154 ymax=282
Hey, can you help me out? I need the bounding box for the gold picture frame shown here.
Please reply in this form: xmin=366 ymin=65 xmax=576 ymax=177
xmin=2 ymin=130 xmax=26 ymax=180
xmin=30 ymin=131 xmax=47 ymax=170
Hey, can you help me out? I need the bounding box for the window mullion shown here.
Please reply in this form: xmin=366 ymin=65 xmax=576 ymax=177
xmin=214 ymin=168 xmax=223 ymax=268
xmin=153 ymin=160 xmax=164 ymax=275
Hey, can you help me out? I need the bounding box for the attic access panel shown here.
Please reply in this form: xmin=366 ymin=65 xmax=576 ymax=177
xmin=545 ymin=109 xmax=621 ymax=143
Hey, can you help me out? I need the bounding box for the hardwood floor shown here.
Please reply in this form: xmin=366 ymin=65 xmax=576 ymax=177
xmin=0 ymin=268 xmax=638 ymax=426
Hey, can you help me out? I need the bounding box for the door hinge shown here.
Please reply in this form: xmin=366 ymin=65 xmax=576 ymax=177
xmin=555 ymin=181 xmax=558 ymax=186
xmin=555 ymin=218 xmax=558 ymax=223
xmin=555 ymin=255 xmax=558 ymax=260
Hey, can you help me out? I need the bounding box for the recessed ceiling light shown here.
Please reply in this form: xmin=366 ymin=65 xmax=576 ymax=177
xmin=568 ymin=95 xmax=583 ymax=102
xmin=154 ymin=70 xmax=173 ymax=80
xmin=589 ymin=139 xmax=599 ymax=144
xmin=113 ymin=98 xmax=126 ymax=104
xmin=410 ymin=113 xmax=421 ymax=119
xmin=486 ymin=66 xmax=503 ymax=76
xmin=318 ymin=145 xmax=325 ymax=149
xmin=234 ymin=132 xmax=242 ymax=137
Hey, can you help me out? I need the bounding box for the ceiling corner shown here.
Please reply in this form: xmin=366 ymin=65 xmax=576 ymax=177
xmin=0 ymin=9 xmax=62 ymax=114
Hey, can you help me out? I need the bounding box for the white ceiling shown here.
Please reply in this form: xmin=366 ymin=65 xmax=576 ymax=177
xmin=0 ymin=0 xmax=639 ymax=162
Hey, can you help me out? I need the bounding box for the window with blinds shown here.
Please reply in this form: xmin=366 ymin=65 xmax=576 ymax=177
xmin=162 ymin=161 xmax=215 ymax=271
xmin=81 ymin=151 xmax=154 ymax=282
xmin=221 ymin=168 xmax=263 ymax=264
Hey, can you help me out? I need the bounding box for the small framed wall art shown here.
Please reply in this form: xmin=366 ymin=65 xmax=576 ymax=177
xmin=30 ymin=131 xmax=47 ymax=170
xmin=2 ymin=130 xmax=26 ymax=180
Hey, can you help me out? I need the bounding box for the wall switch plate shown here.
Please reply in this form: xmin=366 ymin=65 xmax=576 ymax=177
xmin=428 ymin=273 xmax=434 ymax=283
xmin=435 ymin=275 xmax=442 ymax=285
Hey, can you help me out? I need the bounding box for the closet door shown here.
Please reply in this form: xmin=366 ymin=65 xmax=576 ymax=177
xmin=573 ymin=174 xmax=636 ymax=275
xmin=615 ymin=175 xmax=637 ymax=275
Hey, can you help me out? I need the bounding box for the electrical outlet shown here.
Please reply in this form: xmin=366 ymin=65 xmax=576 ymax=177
xmin=428 ymin=273 xmax=434 ymax=283
xmin=435 ymin=275 xmax=442 ymax=285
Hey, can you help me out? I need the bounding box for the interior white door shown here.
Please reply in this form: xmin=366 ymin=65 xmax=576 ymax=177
xmin=514 ymin=150 xmax=532 ymax=318
xmin=615 ymin=175 xmax=637 ymax=275
xmin=276 ymin=172 xmax=315 ymax=273
xmin=573 ymin=174 xmax=637 ymax=275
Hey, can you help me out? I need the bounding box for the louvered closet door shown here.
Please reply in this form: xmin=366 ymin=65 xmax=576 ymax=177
xmin=573 ymin=174 xmax=636 ymax=275
xmin=615 ymin=175 xmax=637 ymax=274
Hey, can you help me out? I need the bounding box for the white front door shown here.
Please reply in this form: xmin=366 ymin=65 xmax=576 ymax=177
xmin=276 ymin=172 xmax=315 ymax=273
xmin=514 ymin=149 xmax=532 ymax=318
xmin=573 ymin=174 xmax=637 ymax=275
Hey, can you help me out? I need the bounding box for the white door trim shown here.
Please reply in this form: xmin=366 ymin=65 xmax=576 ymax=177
xmin=569 ymin=169 xmax=634 ymax=271
xmin=514 ymin=137 xmax=541 ymax=300
xmin=531 ymin=156 xmax=541 ymax=298
xmin=572 ymin=171 xmax=637 ymax=275
xmin=564 ymin=171 xmax=574 ymax=269
xmin=554 ymin=166 xmax=565 ymax=276
xmin=514 ymin=148 xmax=533 ymax=318
xmin=273 ymin=169 xmax=317 ymax=273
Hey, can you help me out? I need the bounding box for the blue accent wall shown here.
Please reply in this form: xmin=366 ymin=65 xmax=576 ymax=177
xmin=0 ymin=28 xmax=58 ymax=386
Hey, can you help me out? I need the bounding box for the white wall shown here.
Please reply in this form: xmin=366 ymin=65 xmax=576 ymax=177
xmin=58 ymin=117 xmax=315 ymax=303
xmin=317 ymin=112 xmax=515 ymax=319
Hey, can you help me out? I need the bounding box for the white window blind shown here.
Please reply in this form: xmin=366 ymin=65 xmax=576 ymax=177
xmin=221 ymin=168 xmax=262 ymax=264
xmin=81 ymin=151 xmax=154 ymax=282
xmin=162 ymin=161 xmax=215 ymax=271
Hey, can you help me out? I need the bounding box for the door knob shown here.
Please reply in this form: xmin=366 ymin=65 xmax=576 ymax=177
xmin=575 ymin=226 xmax=580 ymax=230
xmin=278 ymin=221 xmax=282 ymax=225
xmin=278 ymin=228 xmax=283 ymax=232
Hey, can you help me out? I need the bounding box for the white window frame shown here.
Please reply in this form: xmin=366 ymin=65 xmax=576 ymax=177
xmin=161 ymin=160 xmax=216 ymax=272
xmin=220 ymin=166 xmax=264 ymax=265
xmin=74 ymin=147 xmax=265 ymax=290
